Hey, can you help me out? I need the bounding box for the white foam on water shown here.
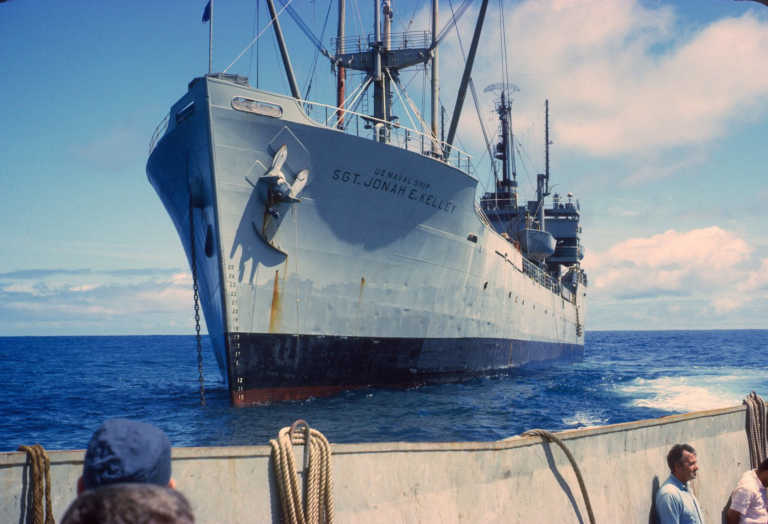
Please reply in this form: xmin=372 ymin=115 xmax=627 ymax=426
xmin=562 ymin=410 xmax=609 ymax=428
xmin=617 ymin=374 xmax=749 ymax=412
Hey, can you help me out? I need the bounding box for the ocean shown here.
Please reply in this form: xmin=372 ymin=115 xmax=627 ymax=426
xmin=1 ymin=330 xmax=766 ymax=452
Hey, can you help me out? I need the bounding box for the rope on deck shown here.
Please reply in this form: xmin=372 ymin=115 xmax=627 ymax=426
xmin=17 ymin=444 xmax=55 ymax=524
xmin=744 ymin=391 xmax=767 ymax=468
xmin=523 ymin=429 xmax=596 ymax=524
xmin=270 ymin=420 xmax=334 ymax=524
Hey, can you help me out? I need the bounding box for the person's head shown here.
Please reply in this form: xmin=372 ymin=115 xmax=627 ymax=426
xmin=62 ymin=483 xmax=193 ymax=524
xmin=78 ymin=419 xmax=175 ymax=494
xmin=667 ymin=443 xmax=698 ymax=483
xmin=756 ymin=458 xmax=768 ymax=487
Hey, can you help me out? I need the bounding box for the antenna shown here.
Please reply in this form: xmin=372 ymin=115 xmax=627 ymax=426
xmin=545 ymin=99 xmax=551 ymax=195
xmin=545 ymin=99 xmax=549 ymax=184
xmin=483 ymin=83 xmax=519 ymax=95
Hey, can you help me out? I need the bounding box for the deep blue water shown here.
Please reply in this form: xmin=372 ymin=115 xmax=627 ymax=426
xmin=1 ymin=330 xmax=766 ymax=451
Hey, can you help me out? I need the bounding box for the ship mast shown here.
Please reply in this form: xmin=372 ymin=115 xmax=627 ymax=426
xmin=265 ymin=0 xmax=301 ymax=99
xmin=431 ymin=0 xmax=439 ymax=154
xmin=545 ymin=99 xmax=550 ymax=186
xmin=444 ymin=0 xmax=490 ymax=158
xmin=536 ymin=100 xmax=551 ymax=230
xmin=486 ymin=84 xmax=517 ymax=209
xmin=336 ymin=0 xmax=346 ymax=129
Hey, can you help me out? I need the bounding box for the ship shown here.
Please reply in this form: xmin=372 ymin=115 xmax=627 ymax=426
xmin=146 ymin=0 xmax=587 ymax=405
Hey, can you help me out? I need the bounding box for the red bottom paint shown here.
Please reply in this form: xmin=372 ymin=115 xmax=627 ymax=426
xmin=232 ymin=384 xmax=354 ymax=406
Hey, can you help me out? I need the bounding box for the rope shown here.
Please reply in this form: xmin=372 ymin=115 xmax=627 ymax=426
xmin=17 ymin=444 xmax=55 ymax=524
xmin=269 ymin=420 xmax=334 ymax=524
xmin=744 ymin=391 xmax=767 ymax=468
xmin=523 ymin=429 xmax=596 ymax=524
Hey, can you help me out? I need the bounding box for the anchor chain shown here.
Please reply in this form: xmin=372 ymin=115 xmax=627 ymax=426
xmin=575 ymin=305 xmax=583 ymax=337
xmin=189 ymin=203 xmax=206 ymax=407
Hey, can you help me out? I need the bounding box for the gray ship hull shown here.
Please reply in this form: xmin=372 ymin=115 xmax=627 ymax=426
xmin=147 ymin=75 xmax=587 ymax=405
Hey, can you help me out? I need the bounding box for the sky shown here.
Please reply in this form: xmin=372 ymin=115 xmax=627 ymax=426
xmin=1 ymin=0 xmax=767 ymax=335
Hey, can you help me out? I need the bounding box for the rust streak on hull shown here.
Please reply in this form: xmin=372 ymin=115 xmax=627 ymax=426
xmin=268 ymin=270 xmax=281 ymax=332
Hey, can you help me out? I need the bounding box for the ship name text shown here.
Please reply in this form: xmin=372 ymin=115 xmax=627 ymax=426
xmin=331 ymin=168 xmax=456 ymax=214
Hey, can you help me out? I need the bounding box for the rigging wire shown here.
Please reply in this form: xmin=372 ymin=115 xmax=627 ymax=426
xmin=276 ymin=0 xmax=334 ymax=59
xmin=447 ymin=0 xmax=497 ymax=181
xmin=387 ymin=70 xmax=420 ymax=132
xmin=303 ymin=0 xmax=334 ymax=101
xmin=223 ymin=0 xmax=295 ymax=74
xmin=498 ymin=0 xmax=510 ymax=95
xmin=248 ymin=0 xmax=261 ymax=88
xmin=393 ymin=74 xmax=432 ymax=136
xmin=348 ymin=77 xmax=373 ymax=115
xmin=352 ymin=0 xmax=365 ymax=37
xmin=433 ymin=0 xmax=475 ymax=48
xmin=400 ymin=5 xmax=418 ymax=34
xmin=324 ymin=75 xmax=373 ymax=126
xmin=515 ymin=136 xmax=538 ymax=196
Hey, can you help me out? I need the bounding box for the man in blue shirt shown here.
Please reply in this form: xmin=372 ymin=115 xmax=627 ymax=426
xmin=655 ymin=443 xmax=704 ymax=524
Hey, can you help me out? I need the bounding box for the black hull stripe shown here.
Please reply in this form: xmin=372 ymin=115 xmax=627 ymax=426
xmin=227 ymin=333 xmax=582 ymax=404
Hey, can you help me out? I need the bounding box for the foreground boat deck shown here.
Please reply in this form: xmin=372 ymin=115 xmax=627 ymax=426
xmin=1 ymin=405 xmax=749 ymax=522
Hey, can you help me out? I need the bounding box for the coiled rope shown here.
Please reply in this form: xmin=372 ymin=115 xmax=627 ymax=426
xmin=744 ymin=391 xmax=767 ymax=468
xmin=17 ymin=444 xmax=55 ymax=524
xmin=270 ymin=420 xmax=334 ymax=524
xmin=523 ymin=429 xmax=595 ymax=524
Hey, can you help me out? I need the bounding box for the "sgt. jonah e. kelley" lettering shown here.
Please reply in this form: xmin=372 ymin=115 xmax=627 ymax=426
xmin=331 ymin=168 xmax=456 ymax=214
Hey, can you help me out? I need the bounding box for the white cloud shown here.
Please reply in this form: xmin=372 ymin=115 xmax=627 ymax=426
xmin=584 ymin=226 xmax=767 ymax=325
xmin=741 ymin=257 xmax=768 ymax=291
xmin=436 ymin=0 xmax=768 ymax=163
xmin=0 ymin=268 xmax=199 ymax=335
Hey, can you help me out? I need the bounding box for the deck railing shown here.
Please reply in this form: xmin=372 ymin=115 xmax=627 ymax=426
xmin=300 ymin=100 xmax=473 ymax=175
xmin=521 ymin=257 xmax=559 ymax=294
xmin=149 ymin=113 xmax=169 ymax=155
xmin=148 ymin=92 xmax=473 ymax=176
xmin=332 ymin=31 xmax=430 ymax=54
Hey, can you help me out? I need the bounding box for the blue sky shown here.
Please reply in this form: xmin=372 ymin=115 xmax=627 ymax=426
xmin=1 ymin=0 xmax=767 ymax=335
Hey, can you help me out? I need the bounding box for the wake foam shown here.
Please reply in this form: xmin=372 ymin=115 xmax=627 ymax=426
xmin=562 ymin=410 xmax=608 ymax=428
xmin=617 ymin=374 xmax=751 ymax=412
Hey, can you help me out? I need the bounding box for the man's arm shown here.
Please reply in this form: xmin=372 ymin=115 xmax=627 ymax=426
xmin=656 ymin=490 xmax=682 ymax=524
xmin=729 ymin=483 xmax=752 ymax=524
xmin=726 ymin=508 xmax=743 ymax=524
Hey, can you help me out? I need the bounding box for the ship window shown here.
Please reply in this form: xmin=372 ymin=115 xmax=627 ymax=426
xmin=231 ymin=97 xmax=283 ymax=118
xmin=467 ymin=233 xmax=478 ymax=243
